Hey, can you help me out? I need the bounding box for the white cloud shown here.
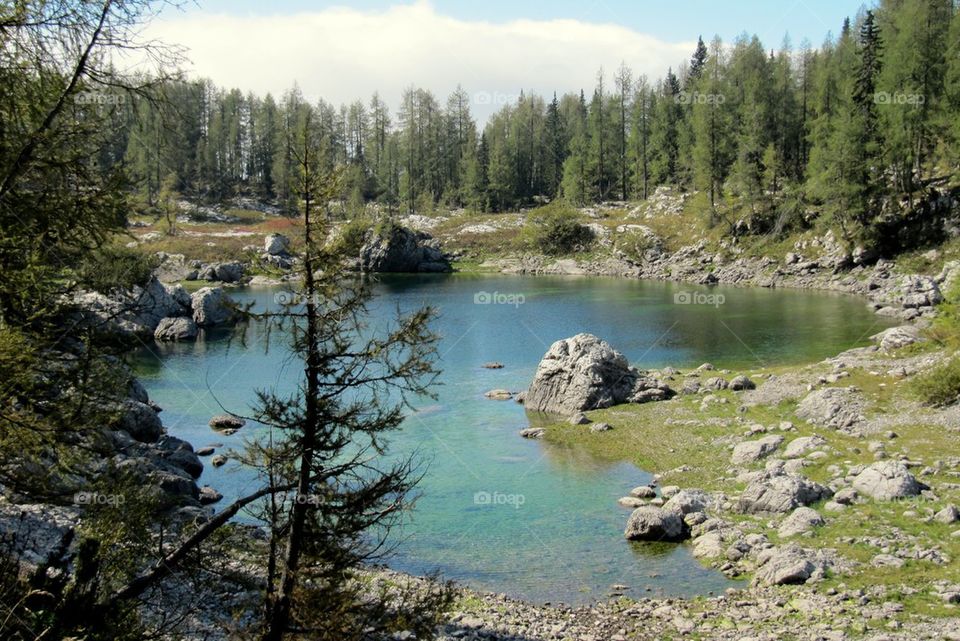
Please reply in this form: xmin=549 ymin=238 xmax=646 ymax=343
xmin=145 ymin=1 xmax=695 ymax=123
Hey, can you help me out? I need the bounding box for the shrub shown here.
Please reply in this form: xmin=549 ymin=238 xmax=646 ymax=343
xmin=335 ymin=218 xmax=374 ymax=256
xmin=912 ymin=356 xmax=960 ymax=406
xmin=76 ymin=246 xmax=160 ymax=293
xmin=533 ymin=208 xmax=594 ymax=255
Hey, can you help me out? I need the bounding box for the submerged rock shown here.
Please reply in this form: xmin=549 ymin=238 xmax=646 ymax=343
xmin=209 ymin=415 xmax=245 ymax=431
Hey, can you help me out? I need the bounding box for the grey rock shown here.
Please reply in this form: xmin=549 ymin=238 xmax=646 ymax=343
xmin=729 ymin=375 xmax=756 ymax=391
xmin=154 ymin=316 xmax=198 ymax=342
xmin=568 ymin=413 xmax=590 ymax=425
xmin=209 ymin=414 xmax=245 ymax=431
xmin=519 ymin=427 xmax=545 ymax=439
xmin=754 ymin=544 xmax=822 ymax=586
xmin=589 ymin=422 xmax=612 ymax=433
xmin=525 ymin=333 xmax=672 ymax=414
xmin=211 ymin=455 xmax=228 ymax=468
xmin=731 ymin=435 xmax=784 ymax=465
xmin=852 ymin=461 xmax=921 ymax=500
xmin=623 ymin=506 xmax=687 ymax=542
xmin=198 ymin=486 xmax=223 ymax=505
xmin=935 ymin=504 xmax=960 ymax=524
xmin=783 ymin=435 xmax=827 ymax=459
xmin=872 ymin=325 xmax=922 ymax=351
xmin=630 ymin=485 xmax=657 ymax=499
xmin=264 ymin=233 xmax=291 ymax=256
xmin=796 ymin=387 xmax=865 ymax=429
xmin=113 ymin=399 xmax=163 ymax=443
xmin=663 ymin=489 xmax=712 ymax=516
xmin=777 ymin=507 xmax=825 ymax=537
xmin=484 ymin=389 xmax=512 ymax=400
xmin=739 ymin=472 xmax=833 ymax=514
xmin=703 ymin=376 xmax=728 ymax=391
xmin=191 ymin=287 xmax=237 ymax=327
xmin=358 ymin=226 xmax=451 ymax=273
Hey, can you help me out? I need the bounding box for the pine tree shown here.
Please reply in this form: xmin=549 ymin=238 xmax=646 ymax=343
xmin=689 ymin=36 xmax=709 ymax=83
xmin=691 ymin=36 xmax=733 ymax=214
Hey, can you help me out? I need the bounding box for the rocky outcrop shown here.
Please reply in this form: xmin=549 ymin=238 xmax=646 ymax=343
xmin=74 ymin=277 xmax=191 ymax=340
xmin=524 ymin=334 xmax=673 ymax=414
xmin=74 ymin=277 xmax=237 ymax=343
xmin=852 ymin=461 xmax=922 ymax=500
xmin=738 ymin=471 xmax=833 ymax=514
xmin=357 ymin=225 xmax=451 ymax=273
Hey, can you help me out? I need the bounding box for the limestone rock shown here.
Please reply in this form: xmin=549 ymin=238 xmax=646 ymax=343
xmin=738 ymin=472 xmax=832 ymax=514
xmin=852 ymin=461 xmax=921 ymax=500
xmin=777 ymin=507 xmax=825 ymax=537
xmin=731 ymin=435 xmax=784 ymax=465
xmin=624 ymin=506 xmax=687 ymax=542
xmin=154 ymin=316 xmax=198 ymax=342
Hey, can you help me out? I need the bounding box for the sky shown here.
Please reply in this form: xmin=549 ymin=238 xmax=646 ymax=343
xmin=145 ymin=0 xmax=869 ymax=123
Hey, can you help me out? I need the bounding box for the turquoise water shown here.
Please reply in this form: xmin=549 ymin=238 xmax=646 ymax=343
xmin=132 ymin=274 xmax=892 ymax=604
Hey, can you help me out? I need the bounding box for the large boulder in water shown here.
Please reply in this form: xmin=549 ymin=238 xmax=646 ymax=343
xmin=191 ymin=287 xmax=237 ymax=327
xmin=623 ymin=506 xmax=688 ymax=542
xmin=358 ymin=225 xmax=451 ymax=273
xmin=524 ymin=333 xmax=673 ymax=414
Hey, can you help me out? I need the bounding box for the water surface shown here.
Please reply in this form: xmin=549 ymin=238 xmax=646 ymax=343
xmin=133 ymin=274 xmax=892 ymax=604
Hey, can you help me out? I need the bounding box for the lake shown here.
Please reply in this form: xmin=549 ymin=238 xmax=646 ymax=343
xmin=132 ymin=274 xmax=893 ymax=604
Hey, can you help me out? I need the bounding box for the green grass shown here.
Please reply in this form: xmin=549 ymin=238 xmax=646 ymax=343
xmin=533 ymin=354 xmax=960 ymax=617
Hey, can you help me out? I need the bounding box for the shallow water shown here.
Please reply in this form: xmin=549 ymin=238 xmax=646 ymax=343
xmin=132 ymin=274 xmax=892 ymax=604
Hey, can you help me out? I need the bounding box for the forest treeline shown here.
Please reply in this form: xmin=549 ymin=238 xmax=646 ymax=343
xmin=119 ymin=0 xmax=960 ymax=247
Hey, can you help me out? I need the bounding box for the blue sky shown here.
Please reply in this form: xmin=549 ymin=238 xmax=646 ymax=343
xmin=149 ymin=1 xmax=870 ymax=123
